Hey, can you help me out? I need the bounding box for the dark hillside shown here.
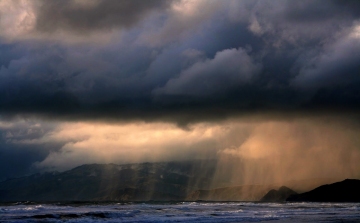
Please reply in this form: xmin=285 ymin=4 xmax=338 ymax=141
xmin=287 ymin=179 xmax=360 ymax=202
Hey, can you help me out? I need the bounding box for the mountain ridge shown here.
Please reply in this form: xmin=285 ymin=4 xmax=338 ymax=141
xmin=0 ymin=161 xmax=217 ymax=202
xmin=260 ymin=186 xmax=297 ymax=202
xmin=287 ymin=179 xmax=360 ymax=202
xmin=0 ymin=161 xmax=354 ymax=202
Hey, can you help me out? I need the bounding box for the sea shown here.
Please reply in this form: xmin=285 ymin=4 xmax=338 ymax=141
xmin=0 ymin=202 xmax=359 ymax=223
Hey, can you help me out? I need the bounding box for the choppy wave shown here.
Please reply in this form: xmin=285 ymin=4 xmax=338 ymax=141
xmin=0 ymin=202 xmax=359 ymax=222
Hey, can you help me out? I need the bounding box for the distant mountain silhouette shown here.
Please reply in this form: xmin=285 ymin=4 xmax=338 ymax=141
xmin=186 ymin=179 xmax=340 ymax=202
xmin=277 ymin=178 xmax=341 ymax=193
xmin=0 ymin=161 xmax=218 ymax=202
xmin=287 ymin=179 xmax=360 ymax=202
xmin=260 ymin=186 xmax=297 ymax=202
xmin=0 ymin=161 xmax=353 ymax=202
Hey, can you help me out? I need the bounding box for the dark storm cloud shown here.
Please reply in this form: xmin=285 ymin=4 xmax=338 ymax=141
xmin=284 ymin=0 xmax=360 ymax=22
xmin=153 ymin=48 xmax=261 ymax=96
xmin=0 ymin=120 xmax=64 ymax=181
xmin=34 ymin=0 xmax=176 ymax=34
xmin=0 ymin=0 xmax=359 ymax=125
xmin=293 ymin=34 xmax=360 ymax=90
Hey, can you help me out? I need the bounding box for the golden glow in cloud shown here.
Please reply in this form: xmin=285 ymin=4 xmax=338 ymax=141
xmin=0 ymin=0 xmax=36 ymax=40
xmin=219 ymin=120 xmax=360 ymax=185
xmin=14 ymin=117 xmax=357 ymax=186
xmin=171 ymin=0 xmax=208 ymax=16
xmin=350 ymin=23 xmax=360 ymax=39
xmin=34 ymin=121 xmax=234 ymax=171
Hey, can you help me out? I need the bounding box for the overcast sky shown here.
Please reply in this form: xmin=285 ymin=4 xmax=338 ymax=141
xmin=0 ymin=0 xmax=359 ymax=182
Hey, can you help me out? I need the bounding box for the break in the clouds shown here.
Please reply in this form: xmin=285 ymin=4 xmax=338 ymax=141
xmin=1 ymin=116 xmax=360 ymax=184
xmin=0 ymin=0 xmax=360 ymax=180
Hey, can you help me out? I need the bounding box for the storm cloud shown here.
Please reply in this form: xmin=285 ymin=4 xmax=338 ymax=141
xmin=34 ymin=0 xmax=175 ymax=34
xmin=0 ymin=0 xmax=359 ymax=124
xmin=0 ymin=0 xmax=360 ymax=180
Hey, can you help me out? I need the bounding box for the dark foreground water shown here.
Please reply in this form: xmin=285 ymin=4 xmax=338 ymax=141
xmin=1 ymin=202 xmax=359 ymax=223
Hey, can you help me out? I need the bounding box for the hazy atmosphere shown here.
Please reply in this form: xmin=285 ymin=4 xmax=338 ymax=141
xmin=1 ymin=0 xmax=360 ymax=185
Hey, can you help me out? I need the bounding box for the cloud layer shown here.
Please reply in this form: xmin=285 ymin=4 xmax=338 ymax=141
xmin=0 ymin=0 xmax=360 ymax=180
xmin=1 ymin=117 xmax=359 ymax=183
xmin=0 ymin=0 xmax=359 ymax=124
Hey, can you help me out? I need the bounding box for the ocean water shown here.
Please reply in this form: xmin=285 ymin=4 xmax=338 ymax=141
xmin=0 ymin=202 xmax=359 ymax=223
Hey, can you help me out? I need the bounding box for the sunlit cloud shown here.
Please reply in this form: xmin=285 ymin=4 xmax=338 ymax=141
xmin=349 ymin=23 xmax=360 ymax=39
xmin=0 ymin=0 xmax=36 ymax=40
xmin=2 ymin=117 xmax=357 ymax=185
xmin=33 ymin=121 xmax=234 ymax=171
xmin=220 ymin=120 xmax=360 ymax=184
